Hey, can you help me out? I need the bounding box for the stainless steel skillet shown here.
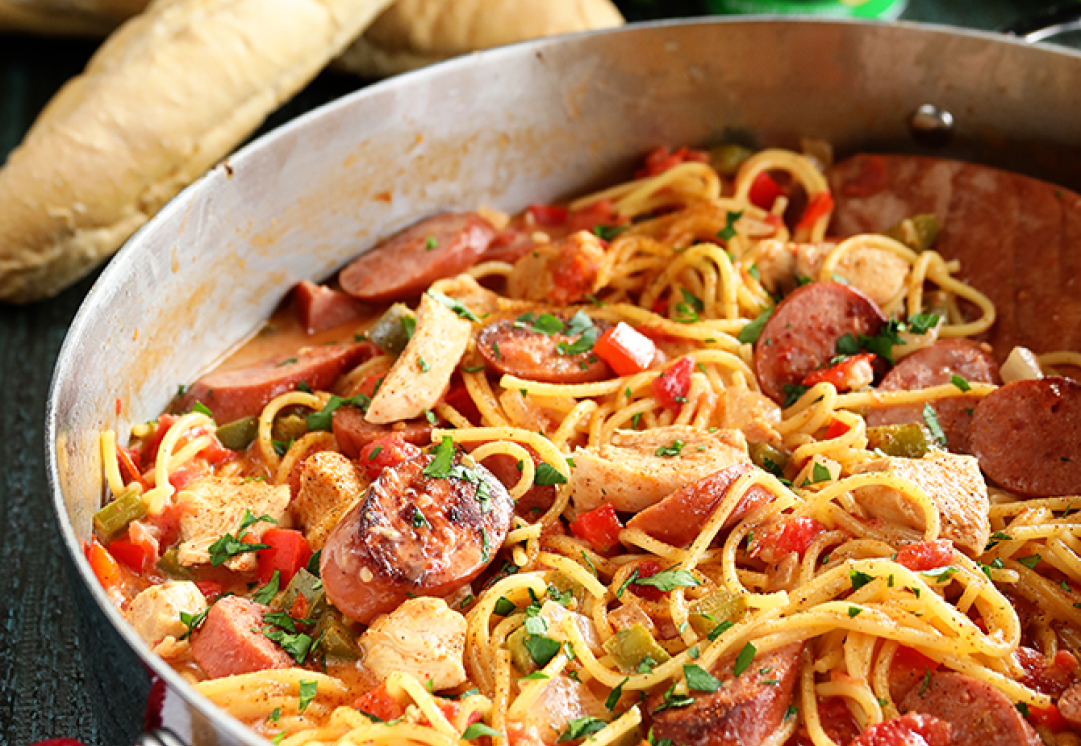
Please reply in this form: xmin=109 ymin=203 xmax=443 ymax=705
xmin=44 ymin=18 xmax=1081 ymax=746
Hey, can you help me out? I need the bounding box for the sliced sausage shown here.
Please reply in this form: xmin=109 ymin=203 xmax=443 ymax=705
xmin=626 ymin=463 xmax=774 ymax=548
xmin=471 ymin=445 xmax=557 ymax=520
xmin=898 ymin=671 xmax=1041 ymax=746
xmin=753 ymin=281 xmax=886 ymax=404
xmin=332 ymin=406 xmax=432 ymax=459
xmin=476 ymin=317 xmax=613 ymax=384
xmin=321 ymin=449 xmax=514 ymax=624
xmin=1057 ymin=682 xmax=1081 ymax=729
xmin=177 ymin=341 xmax=377 ymax=424
xmin=292 ymin=280 xmax=368 ymax=335
xmin=649 ymin=642 xmax=802 ymax=746
xmin=190 ymin=596 xmax=292 ymax=678
xmin=340 ymin=213 xmax=496 ymax=302
xmin=867 ymin=340 xmax=999 ymax=454
xmin=848 ymin=713 xmax=951 ymax=746
xmin=970 ymin=377 xmax=1081 ymax=497
xmin=829 ymin=154 xmax=1081 ymax=356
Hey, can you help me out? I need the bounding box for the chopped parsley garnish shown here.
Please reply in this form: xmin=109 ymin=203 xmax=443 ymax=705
xmin=518 ymin=672 xmax=550 ymax=682
xmin=654 ymin=440 xmax=686 ymax=457
xmin=606 ymin=677 xmax=629 ymax=711
xmin=207 ymin=528 xmax=271 ymax=567
xmin=684 ymin=664 xmax=721 ymax=693
xmin=1016 ymin=702 xmax=1030 ymax=718
xmin=268 ymin=708 xmax=280 ymax=723
xmin=558 ymin=717 xmax=608 ymax=743
xmin=985 ymin=532 xmax=1013 ymax=551
xmin=400 ymin=315 xmax=417 ymax=340
xmin=848 ymin=606 xmax=862 ymax=617
xmin=922 ymin=403 xmax=947 ymax=445
xmin=515 ymin=311 xmax=565 ymax=336
xmin=593 ymin=224 xmax=627 ymax=241
xmin=782 ymin=384 xmax=809 ymax=408
xmin=493 ymin=597 xmax=517 ymax=616
xmin=252 ymin=570 xmax=281 ymax=604
xmin=637 ymin=656 xmax=657 ymax=674
xmin=425 ymin=235 xmax=438 ymax=250
xmin=653 ymin=683 xmax=695 ymax=713
xmin=417 ymin=356 xmax=430 ymax=373
xmin=306 ymin=549 xmax=322 ymax=578
xmin=708 ymin=619 xmax=734 ymax=641
xmin=556 ymin=311 xmax=598 ymax=356
xmin=422 ymin=437 xmax=456 ymax=478
xmin=462 ymin=723 xmax=503 ymax=741
xmin=951 ymin=374 xmax=971 ymax=392
xmin=907 ymin=313 xmax=940 ymax=335
xmin=368 ymin=445 xmax=383 ymax=460
xmin=534 ymin=463 xmax=568 ymax=485
xmin=733 ymin=642 xmax=757 ymax=676
xmin=849 ymin=569 xmax=875 ymax=591
xmin=807 ymin=462 xmax=832 ymax=485
xmin=298 ymin=680 xmax=318 ymax=712
xmin=835 ymin=333 xmax=861 ymax=357
xmin=492 ymin=341 xmax=503 ymax=361
xmin=919 ymin=668 xmax=932 ymax=695
xmin=1017 ymin=554 xmax=1041 ymax=570
xmin=427 ymin=289 xmax=480 ymax=322
xmin=275 ymin=358 xmax=297 ymax=368
xmin=523 ymin=634 xmax=561 ymax=667
xmin=192 ymin=401 xmax=214 ymax=418
xmin=922 ymin=566 xmax=958 ymax=583
xmin=460 ymin=364 xmax=486 ymax=373
xmin=674 ymin=288 xmax=705 ymax=324
xmin=306 ymin=393 xmax=372 ymax=430
xmin=737 ymin=307 xmax=773 ymax=345
xmin=718 ymin=210 xmax=743 ymax=241
xmin=239 ymin=509 xmax=278 ymax=535
xmin=632 ymin=568 xmax=701 ymax=592
xmin=411 ymin=507 xmax=430 ymax=529
xmin=179 ymin=608 xmax=209 ymax=640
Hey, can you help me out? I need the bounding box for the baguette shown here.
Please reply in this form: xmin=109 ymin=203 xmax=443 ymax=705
xmin=335 ymin=0 xmax=625 ymax=78
xmin=0 ymin=0 xmax=395 ymax=302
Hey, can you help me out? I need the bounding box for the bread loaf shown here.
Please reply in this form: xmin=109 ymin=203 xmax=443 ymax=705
xmin=0 ymin=0 xmax=394 ymax=302
xmin=335 ymin=0 xmax=625 ymax=77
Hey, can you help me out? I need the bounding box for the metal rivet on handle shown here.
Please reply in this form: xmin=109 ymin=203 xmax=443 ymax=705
xmin=909 ymin=104 xmax=955 ymax=148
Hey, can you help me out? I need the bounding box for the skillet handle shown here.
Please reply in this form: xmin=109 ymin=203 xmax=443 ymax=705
xmin=132 ymin=730 xmax=187 ymax=746
xmin=1001 ymin=3 xmax=1081 ymax=42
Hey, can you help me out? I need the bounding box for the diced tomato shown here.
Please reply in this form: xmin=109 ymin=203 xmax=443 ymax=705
xmin=195 ymin=580 xmax=223 ymax=600
xmin=594 ymin=322 xmax=657 ymax=376
xmin=750 ymin=517 xmax=827 ymax=563
xmin=565 ymin=198 xmax=627 ymax=234
xmin=527 ymin=204 xmax=569 ymax=227
xmin=651 ymin=357 xmax=694 ymax=411
xmin=650 ymin=294 xmax=669 ymax=316
xmin=354 ymin=684 xmax=406 ymax=722
xmin=801 ymin=352 xmax=876 ymax=391
xmin=796 ymin=190 xmax=835 ymax=230
xmin=894 ymin=646 xmax=940 ymax=674
xmin=823 ymin=418 xmax=850 ymax=440
xmin=748 ymin=171 xmax=786 ymax=210
xmin=636 ymin=146 xmax=710 ymax=178
xmin=1056 ymin=649 xmax=1078 ymax=672
xmin=895 ymin=539 xmax=954 ymax=572
xmin=569 ymin=503 xmax=624 ymax=554
xmin=255 ymin=528 xmax=312 ymax=586
xmin=168 ymin=461 xmax=203 ymax=491
xmin=813 ymin=697 xmax=861 ymax=746
xmin=108 ymin=539 xmax=149 ymax=573
xmin=1016 ymin=646 xmax=1076 ymax=697
xmin=888 ymin=646 xmax=941 ymax=703
xmin=1028 ymin=703 xmax=1070 ymax=732
xmin=198 ymin=434 xmax=235 ymax=465
xmin=629 ymin=559 xmax=666 ymax=602
xmin=848 ymin=713 xmax=951 ymax=746
xmin=841 ymin=155 xmax=888 ymax=197
xmin=140 ymin=414 xmax=178 ymax=464
xmin=433 ymin=699 xmax=483 ymax=729
xmin=359 ymin=432 xmax=423 ymax=480
xmin=86 ymin=538 xmax=123 ymax=593
xmin=145 ymin=501 xmax=183 ymax=550
xmin=444 ymin=381 xmax=482 ymax=426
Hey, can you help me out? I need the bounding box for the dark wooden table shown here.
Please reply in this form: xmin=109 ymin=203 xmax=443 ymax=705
xmin=0 ymin=1 xmax=1073 ymax=744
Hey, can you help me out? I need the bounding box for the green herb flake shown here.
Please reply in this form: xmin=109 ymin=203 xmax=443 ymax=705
xmin=634 ymin=568 xmax=701 ymax=592
xmin=733 ymin=642 xmax=757 ymax=677
xmin=685 ymin=664 xmax=721 ymax=693
xmin=179 ymin=608 xmax=209 ymax=640
xmin=737 ymin=307 xmax=773 ymax=345
xmin=718 ymin=210 xmax=743 ymax=241
xmin=848 ymin=606 xmax=862 ymax=617
xmin=298 ymin=679 xmax=318 ymax=712
xmin=425 ymin=235 xmax=438 ymax=251
xmin=921 ymin=403 xmax=947 ymax=446
xmin=849 ymin=569 xmax=875 ymax=592
xmin=1017 ymin=554 xmax=1041 ymax=570
xmin=654 ymin=440 xmax=686 ymax=458
xmin=251 ymin=570 xmax=281 ymax=604
xmin=523 ymin=634 xmax=561 ymax=667
xmin=427 ymin=289 xmax=480 ymax=322
xmin=951 ymin=374 xmax=971 ymax=392
xmin=558 ymin=717 xmax=608 ymax=743
xmin=422 ymin=437 xmax=456 ymax=479
xmin=606 ymin=677 xmax=629 ymax=711
xmin=534 ymin=463 xmax=568 ymax=485
xmin=462 ymin=723 xmax=504 ymax=741
xmin=192 ymin=401 xmax=215 ymax=418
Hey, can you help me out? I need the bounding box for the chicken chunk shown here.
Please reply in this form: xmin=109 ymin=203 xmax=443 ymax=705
xmin=506 ymin=231 xmax=606 ymax=305
xmin=176 ymin=476 xmax=290 ymax=572
xmin=722 ymin=386 xmax=783 ymax=446
xmin=365 ymin=292 xmax=471 ymax=424
xmin=571 ymin=425 xmax=749 ymax=513
xmin=853 ymin=451 xmax=990 ymax=555
xmin=126 ymin=581 xmax=206 ymax=648
xmin=291 ymin=451 xmax=367 ymax=551
xmin=508 ymin=674 xmax=608 ymax=746
xmin=359 ymin=597 xmax=468 ymax=692
xmin=538 ymin=600 xmax=603 ymax=656
xmin=755 ymin=239 xmax=909 ymax=308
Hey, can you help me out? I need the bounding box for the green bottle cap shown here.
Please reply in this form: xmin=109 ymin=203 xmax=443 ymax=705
xmin=706 ymin=0 xmax=906 ymax=19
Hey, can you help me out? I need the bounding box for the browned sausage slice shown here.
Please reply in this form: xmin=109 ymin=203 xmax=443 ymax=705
xmin=178 ymin=341 xmax=377 ymax=423
xmin=1057 ymin=682 xmax=1081 ymax=729
xmin=970 ymin=377 xmax=1081 ymax=497
xmin=190 ymin=596 xmax=292 ymax=678
xmin=476 ymin=316 xmax=613 ymax=384
xmin=332 ymin=406 xmax=433 ymax=459
xmin=829 ymin=154 xmax=1081 ymax=357
xmin=754 ymin=281 xmax=886 ymax=404
xmin=340 ymin=213 xmax=496 ymax=302
xmin=867 ymin=339 xmax=999 ymax=453
xmin=626 ymin=464 xmax=774 ymax=547
xmin=293 ymin=280 xmax=368 ymax=335
xmin=649 ymin=642 xmax=802 ymax=746
xmin=899 ymin=671 xmax=1041 ymax=746
xmin=321 ymin=447 xmax=513 ymax=624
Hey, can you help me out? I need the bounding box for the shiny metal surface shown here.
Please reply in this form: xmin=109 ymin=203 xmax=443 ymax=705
xmin=45 ymin=18 xmax=1081 ymax=746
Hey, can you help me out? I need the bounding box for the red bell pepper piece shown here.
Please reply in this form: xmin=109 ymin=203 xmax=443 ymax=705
xmin=797 ymin=190 xmax=835 ymax=229
xmin=108 ymin=539 xmax=149 ymax=573
xmin=895 ymin=539 xmax=954 ymax=572
xmin=750 ymin=517 xmax=827 ymax=563
xmin=629 ymin=559 xmax=667 ymax=602
xmin=594 ymin=323 xmax=656 ymax=377
xmin=195 ymin=580 xmax=223 ymax=601
xmin=255 ymin=528 xmax=312 ymax=586
xmin=569 ymin=503 xmax=624 ymax=553
xmin=354 ymin=684 xmax=406 ymax=722
xmin=823 ymin=418 xmax=850 ymax=440
xmin=748 ymin=171 xmax=785 ymax=210
xmin=359 ymin=432 xmax=422 ymax=480
xmin=527 ymin=204 xmax=569 ymax=227
xmin=86 ymin=538 xmax=123 ymax=593
xmin=651 ymin=357 xmax=694 ymax=411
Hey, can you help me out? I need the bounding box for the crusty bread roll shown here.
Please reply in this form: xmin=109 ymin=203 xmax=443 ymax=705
xmin=0 ymin=0 xmax=394 ymax=302
xmin=335 ymin=0 xmax=625 ymax=77
xmin=0 ymin=0 xmax=146 ymax=35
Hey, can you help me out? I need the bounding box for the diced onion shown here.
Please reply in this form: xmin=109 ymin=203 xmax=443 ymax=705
xmin=1001 ymin=346 xmax=1043 ymax=383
